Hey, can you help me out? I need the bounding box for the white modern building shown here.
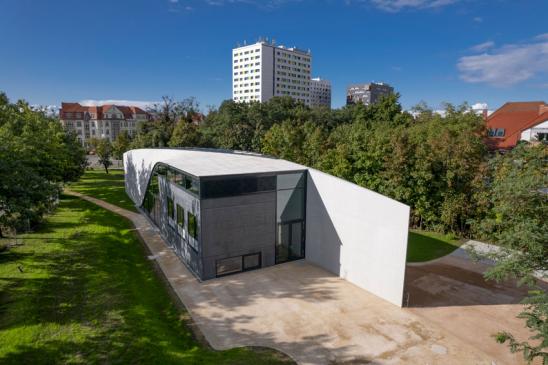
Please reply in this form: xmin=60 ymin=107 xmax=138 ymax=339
xmin=124 ymin=148 xmax=410 ymax=306
xmin=310 ymin=77 xmax=331 ymax=108
xmin=60 ymin=102 xmax=151 ymax=146
xmin=232 ymin=40 xmax=312 ymax=105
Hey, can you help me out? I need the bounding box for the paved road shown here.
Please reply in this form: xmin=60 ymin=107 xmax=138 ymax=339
xmin=67 ymin=190 xmax=528 ymax=365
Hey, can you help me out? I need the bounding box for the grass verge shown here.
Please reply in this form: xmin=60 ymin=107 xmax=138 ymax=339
xmin=0 ymin=194 xmax=293 ymax=364
xmin=68 ymin=169 xmax=137 ymax=213
xmin=407 ymin=230 xmax=463 ymax=263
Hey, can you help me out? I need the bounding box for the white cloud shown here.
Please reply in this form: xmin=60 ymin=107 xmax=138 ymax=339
xmin=368 ymin=0 xmax=459 ymax=12
xmin=183 ymin=0 xmax=457 ymax=11
xmin=458 ymin=35 xmax=548 ymax=86
xmin=471 ymin=102 xmax=488 ymax=110
xmin=470 ymin=41 xmax=494 ymax=52
xmin=535 ymin=33 xmax=548 ymax=41
xmin=79 ymin=100 xmax=158 ymax=109
xmin=201 ymin=0 xmax=301 ymax=8
xmin=473 ymin=16 xmax=482 ymax=23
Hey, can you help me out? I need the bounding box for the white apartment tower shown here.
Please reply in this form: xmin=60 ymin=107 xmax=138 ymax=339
xmin=232 ymin=40 xmax=312 ymax=105
xmin=310 ymin=77 xmax=331 ymax=108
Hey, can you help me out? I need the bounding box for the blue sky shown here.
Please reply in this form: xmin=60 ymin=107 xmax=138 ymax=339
xmin=1 ymin=0 xmax=547 ymax=110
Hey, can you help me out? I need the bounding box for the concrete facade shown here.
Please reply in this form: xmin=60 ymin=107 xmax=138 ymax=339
xmin=124 ymin=148 xmax=410 ymax=306
xmin=310 ymin=77 xmax=331 ymax=108
xmin=60 ymin=102 xmax=151 ymax=146
xmin=232 ymin=40 xmax=312 ymax=105
xmin=306 ymin=169 xmax=410 ymax=306
xmin=346 ymin=82 xmax=394 ymax=106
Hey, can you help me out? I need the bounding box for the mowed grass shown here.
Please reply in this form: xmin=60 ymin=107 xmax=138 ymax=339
xmin=407 ymin=230 xmax=463 ymax=263
xmin=68 ymin=169 xmax=137 ymax=212
xmin=0 ymin=195 xmax=293 ymax=365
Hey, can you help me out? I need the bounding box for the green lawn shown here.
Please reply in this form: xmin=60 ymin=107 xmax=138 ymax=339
xmin=68 ymin=169 xmax=137 ymax=212
xmin=0 ymin=195 xmax=293 ymax=364
xmin=407 ymin=230 xmax=463 ymax=263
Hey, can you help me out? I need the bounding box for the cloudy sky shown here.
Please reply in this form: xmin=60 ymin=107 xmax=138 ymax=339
xmin=0 ymin=0 xmax=546 ymax=110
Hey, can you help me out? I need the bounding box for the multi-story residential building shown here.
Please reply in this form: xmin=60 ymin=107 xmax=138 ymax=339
xmin=59 ymin=102 xmax=151 ymax=146
xmin=232 ymin=40 xmax=312 ymax=105
xmin=310 ymin=77 xmax=331 ymax=108
xmin=346 ymin=82 xmax=394 ymax=106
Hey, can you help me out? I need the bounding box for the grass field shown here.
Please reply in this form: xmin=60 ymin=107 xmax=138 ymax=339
xmin=0 ymin=195 xmax=293 ymax=364
xmin=407 ymin=230 xmax=462 ymax=262
xmin=68 ymin=169 xmax=137 ymax=212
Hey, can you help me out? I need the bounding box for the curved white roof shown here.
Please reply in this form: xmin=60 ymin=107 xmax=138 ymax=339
xmin=123 ymin=148 xmax=306 ymax=205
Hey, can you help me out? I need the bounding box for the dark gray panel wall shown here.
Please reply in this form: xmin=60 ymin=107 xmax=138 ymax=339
xmin=201 ymin=192 xmax=276 ymax=279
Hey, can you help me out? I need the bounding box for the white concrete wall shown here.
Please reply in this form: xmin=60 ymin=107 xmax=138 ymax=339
xmin=305 ymin=168 xmax=410 ymax=307
xmin=521 ymin=119 xmax=548 ymax=141
xmin=123 ymin=149 xmax=161 ymax=207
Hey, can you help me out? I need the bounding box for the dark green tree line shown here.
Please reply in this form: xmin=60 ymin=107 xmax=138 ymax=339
xmin=0 ymin=92 xmax=87 ymax=236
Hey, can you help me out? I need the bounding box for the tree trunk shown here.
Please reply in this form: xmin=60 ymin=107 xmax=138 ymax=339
xmin=0 ymin=226 xmax=3 ymax=238
xmin=104 ymin=164 xmax=109 ymax=174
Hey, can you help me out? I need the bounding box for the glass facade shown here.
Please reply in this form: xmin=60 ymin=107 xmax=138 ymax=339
xmin=201 ymin=175 xmax=276 ymax=199
xmin=275 ymin=172 xmax=306 ymax=264
xmin=140 ymin=162 xmax=307 ymax=280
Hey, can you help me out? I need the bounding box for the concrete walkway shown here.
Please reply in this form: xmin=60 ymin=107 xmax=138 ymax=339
xmin=67 ymin=191 xmax=523 ymax=365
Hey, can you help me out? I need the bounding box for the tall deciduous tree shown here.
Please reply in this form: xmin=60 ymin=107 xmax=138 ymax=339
xmin=96 ymin=139 xmax=113 ymax=174
xmin=474 ymin=144 xmax=547 ymax=364
xmin=112 ymin=130 xmax=132 ymax=160
xmin=0 ymin=92 xmax=86 ymax=236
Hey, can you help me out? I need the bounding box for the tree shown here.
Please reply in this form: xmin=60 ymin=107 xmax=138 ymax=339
xmin=475 ymin=144 xmax=547 ymax=364
xmin=0 ymin=92 xmax=86 ymax=236
xmin=169 ymin=120 xmax=205 ymax=148
xmin=112 ymin=131 xmax=132 ymax=160
xmin=96 ymin=139 xmax=113 ymax=174
xmin=131 ymin=96 xmax=200 ymax=149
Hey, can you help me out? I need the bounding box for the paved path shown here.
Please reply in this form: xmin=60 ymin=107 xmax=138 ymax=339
xmin=67 ymin=190 xmax=524 ymax=365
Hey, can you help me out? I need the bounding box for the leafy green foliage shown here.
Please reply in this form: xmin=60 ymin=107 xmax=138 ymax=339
xmin=112 ymin=130 xmax=132 ymax=160
xmin=476 ymin=144 xmax=547 ymax=285
xmin=95 ymin=139 xmax=113 ymax=174
xmin=474 ymin=144 xmax=548 ymax=364
xmin=0 ymin=92 xmax=86 ymax=236
xmin=133 ymin=94 xmax=489 ymax=235
xmin=131 ymin=96 xmax=201 ymax=149
xmin=494 ymin=290 xmax=547 ymax=364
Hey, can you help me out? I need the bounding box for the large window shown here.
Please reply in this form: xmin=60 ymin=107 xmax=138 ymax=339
xmin=201 ymin=175 xmax=276 ymax=199
xmin=276 ymin=172 xmax=306 ymax=264
xmin=176 ymin=204 xmax=184 ymax=227
xmin=216 ymin=253 xmax=261 ymax=277
xmin=216 ymin=256 xmax=242 ymax=276
xmin=167 ymin=197 xmax=174 ymax=219
xmin=188 ymin=212 xmax=197 ymax=239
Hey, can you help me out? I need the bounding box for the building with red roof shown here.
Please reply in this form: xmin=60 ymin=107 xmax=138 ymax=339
xmin=486 ymin=101 xmax=548 ymax=150
xmin=59 ymin=102 xmax=151 ymax=146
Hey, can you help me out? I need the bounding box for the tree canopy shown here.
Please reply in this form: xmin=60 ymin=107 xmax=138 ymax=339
xmin=0 ymin=92 xmax=87 ymax=236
